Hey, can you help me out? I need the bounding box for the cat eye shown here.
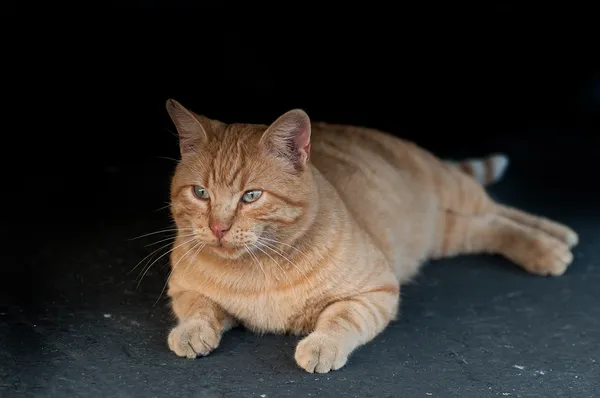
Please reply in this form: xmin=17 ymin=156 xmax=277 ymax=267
xmin=192 ymin=186 xmax=210 ymax=200
xmin=241 ymin=190 xmax=262 ymax=203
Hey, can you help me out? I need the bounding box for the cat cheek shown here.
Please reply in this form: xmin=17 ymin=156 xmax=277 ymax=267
xmin=247 ymin=222 xmax=264 ymax=237
xmin=194 ymin=225 xmax=207 ymax=234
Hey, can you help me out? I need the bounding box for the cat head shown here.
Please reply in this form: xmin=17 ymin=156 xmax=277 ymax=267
xmin=166 ymin=99 xmax=316 ymax=260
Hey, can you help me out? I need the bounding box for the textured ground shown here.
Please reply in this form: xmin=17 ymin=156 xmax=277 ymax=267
xmin=1 ymin=134 xmax=598 ymax=398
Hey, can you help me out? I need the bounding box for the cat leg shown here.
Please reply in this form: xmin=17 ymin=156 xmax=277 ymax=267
xmin=295 ymin=286 xmax=399 ymax=373
xmin=434 ymin=210 xmax=573 ymax=276
xmin=495 ymin=204 xmax=579 ymax=248
xmin=167 ymin=291 xmax=237 ymax=358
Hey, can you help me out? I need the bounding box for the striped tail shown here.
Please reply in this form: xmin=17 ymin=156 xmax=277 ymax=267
xmin=446 ymin=153 xmax=510 ymax=186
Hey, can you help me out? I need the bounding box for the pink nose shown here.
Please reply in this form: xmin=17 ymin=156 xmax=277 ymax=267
xmin=209 ymin=222 xmax=229 ymax=239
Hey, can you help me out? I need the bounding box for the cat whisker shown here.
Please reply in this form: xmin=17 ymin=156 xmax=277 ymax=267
xmin=129 ymin=232 xmax=197 ymax=275
xmin=136 ymin=236 xmax=197 ymax=289
xmin=129 ymin=239 xmax=178 ymax=275
xmin=258 ymin=237 xmax=313 ymax=263
xmin=257 ymin=239 xmax=314 ymax=289
xmin=259 ymin=236 xmax=344 ymax=276
xmin=154 ymin=202 xmax=173 ymax=212
xmin=258 ymin=236 xmax=335 ymax=286
xmin=156 ymin=155 xmax=180 ymax=163
xmin=258 ymin=238 xmax=371 ymax=297
xmin=243 ymin=243 xmax=269 ymax=282
xmin=154 ymin=241 xmax=205 ymax=307
xmin=187 ymin=241 xmax=206 ymax=266
xmin=129 ymin=227 xmax=194 ymax=241
xmin=144 ymin=232 xmax=197 ymax=247
xmin=252 ymin=243 xmax=296 ymax=287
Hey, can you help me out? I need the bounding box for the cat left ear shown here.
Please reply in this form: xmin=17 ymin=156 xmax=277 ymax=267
xmin=260 ymin=109 xmax=311 ymax=170
xmin=165 ymin=99 xmax=209 ymax=155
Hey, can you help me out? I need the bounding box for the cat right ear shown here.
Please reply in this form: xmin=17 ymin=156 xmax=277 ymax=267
xmin=165 ymin=99 xmax=208 ymax=155
xmin=260 ymin=109 xmax=312 ymax=171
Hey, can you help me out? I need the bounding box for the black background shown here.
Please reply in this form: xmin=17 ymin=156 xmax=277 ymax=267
xmin=14 ymin=8 xmax=599 ymax=171
xmin=11 ymin=8 xmax=597 ymax=233
xmin=3 ymin=6 xmax=599 ymax=397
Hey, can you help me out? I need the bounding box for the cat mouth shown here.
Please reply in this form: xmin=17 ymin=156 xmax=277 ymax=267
xmin=215 ymin=246 xmax=238 ymax=253
xmin=210 ymin=244 xmax=241 ymax=254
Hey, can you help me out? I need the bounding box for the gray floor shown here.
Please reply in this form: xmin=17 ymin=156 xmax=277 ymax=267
xmin=2 ymin=137 xmax=599 ymax=397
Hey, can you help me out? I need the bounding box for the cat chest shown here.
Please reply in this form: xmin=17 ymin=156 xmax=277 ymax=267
xmin=211 ymin=289 xmax=316 ymax=334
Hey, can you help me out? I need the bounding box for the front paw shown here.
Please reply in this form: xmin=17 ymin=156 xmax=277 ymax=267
xmin=168 ymin=318 xmax=221 ymax=359
xmin=294 ymin=332 xmax=348 ymax=373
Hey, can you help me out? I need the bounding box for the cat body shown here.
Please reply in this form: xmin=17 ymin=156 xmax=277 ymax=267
xmin=164 ymin=100 xmax=578 ymax=373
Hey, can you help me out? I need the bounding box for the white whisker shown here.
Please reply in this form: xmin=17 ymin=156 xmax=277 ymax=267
xmin=258 ymin=237 xmax=366 ymax=296
xmin=243 ymin=243 xmax=269 ymax=282
xmin=187 ymin=241 xmax=206 ymax=266
xmin=153 ymin=241 xmax=205 ymax=306
xmin=136 ymin=236 xmax=197 ymax=289
xmin=156 ymin=156 xmax=180 ymax=163
xmin=129 ymin=227 xmax=194 ymax=241
xmin=252 ymin=244 xmax=294 ymax=287
xmin=257 ymin=239 xmax=314 ymax=288
xmin=258 ymin=236 xmax=313 ymax=262
xmin=129 ymin=232 xmax=197 ymax=275
xmin=129 ymin=240 xmax=177 ymax=275
xmin=154 ymin=202 xmax=173 ymax=212
xmin=144 ymin=232 xmax=196 ymax=247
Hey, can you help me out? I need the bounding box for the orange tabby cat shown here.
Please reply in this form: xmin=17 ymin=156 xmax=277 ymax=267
xmin=164 ymin=99 xmax=578 ymax=373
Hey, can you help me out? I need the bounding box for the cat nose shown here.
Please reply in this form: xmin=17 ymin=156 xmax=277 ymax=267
xmin=209 ymin=222 xmax=230 ymax=239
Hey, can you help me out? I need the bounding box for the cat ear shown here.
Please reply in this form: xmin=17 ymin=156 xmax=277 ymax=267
xmin=165 ymin=99 xmax=208 ymax=155
xmin=260 ymin=109 xmax=312 ymax=170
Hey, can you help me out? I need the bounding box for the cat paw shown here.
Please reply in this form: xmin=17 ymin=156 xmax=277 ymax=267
xmin=521 ymin=240 xmax=573 ymax=277
xmin=294 ymin=332 xmax=348 ymax=373
xmin=168 ymin=318 xmax=221 ymax=359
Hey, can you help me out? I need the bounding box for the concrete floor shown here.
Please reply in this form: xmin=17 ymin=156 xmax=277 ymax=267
xmin=2 ymin=135 xmax=598 ymax=398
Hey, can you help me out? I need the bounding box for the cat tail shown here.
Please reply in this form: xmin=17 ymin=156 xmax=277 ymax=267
xmin=446 ymin=153 xmax=509 ymax=186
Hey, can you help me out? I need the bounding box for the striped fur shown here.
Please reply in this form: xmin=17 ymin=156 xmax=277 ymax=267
xmin=446 ymin=153 xmax=510 ymax=185
xmin=163 ymin=100 xmax=579 ymax=373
